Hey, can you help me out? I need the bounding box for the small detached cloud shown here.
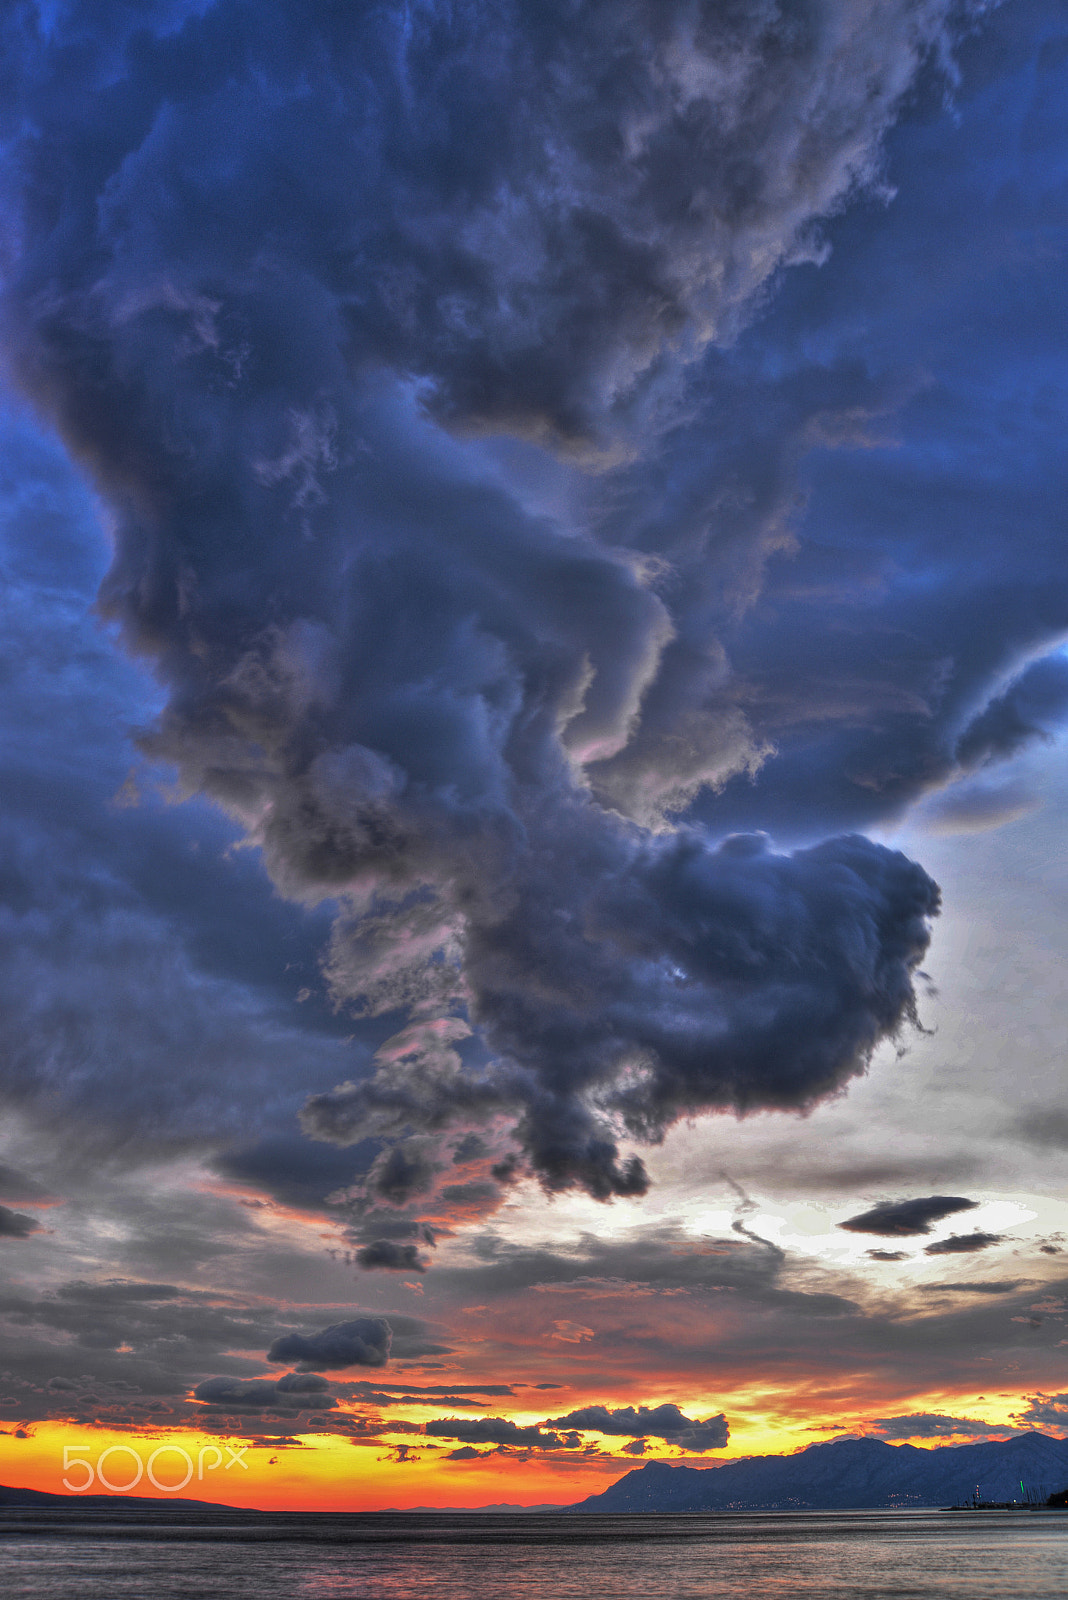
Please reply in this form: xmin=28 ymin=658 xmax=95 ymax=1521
xmin=550 ymin=1321 xmax=595 ymax=1343
xmin=267 ymin=1317 xmax=392 ymax=1370
xmin=866 ymin=1249 xmax=909 ymax=1262
xmin=922 ymin=1281 xmax=1027 ymax=1295
xmin=0 ymin=1203 xmax=43 ymax=1239
xmin=923 ymin=1232 xmax=1003 ymax=1256
xmin=838 ymin=1197 xmax=978 ymax=1237
xmin=355 ymin=1240 xmax=429 ymax=1273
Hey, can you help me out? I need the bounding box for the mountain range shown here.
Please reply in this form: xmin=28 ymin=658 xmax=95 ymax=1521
xmin=571 ymin=1432 xmax=1068 ymax=1512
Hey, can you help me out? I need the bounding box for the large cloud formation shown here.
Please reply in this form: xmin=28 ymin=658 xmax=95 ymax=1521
xmin=0 ymin=1 xmax=968 ymax=1203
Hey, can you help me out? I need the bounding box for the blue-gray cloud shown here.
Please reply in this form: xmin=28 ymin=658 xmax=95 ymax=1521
xmin=193 ymin=1372 xmax=338 ymax=1414
xmin=267 ymin=1317 xmax=392 ymax=1370
xmin=0 ymin=0 xmax=961 ymax=1208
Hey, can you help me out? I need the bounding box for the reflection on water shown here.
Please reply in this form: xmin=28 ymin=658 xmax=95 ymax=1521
xmin=3 ymin=1509 xmax=1068 ymax=1599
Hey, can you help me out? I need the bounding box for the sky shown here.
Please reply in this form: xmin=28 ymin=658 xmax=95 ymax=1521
xmin=2 ymin=0 xmax=1068 ymax=1512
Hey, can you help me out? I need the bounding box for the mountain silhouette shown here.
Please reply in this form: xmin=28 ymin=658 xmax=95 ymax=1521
xmin=571 ymin=1433 xmax=1068 ymax=1512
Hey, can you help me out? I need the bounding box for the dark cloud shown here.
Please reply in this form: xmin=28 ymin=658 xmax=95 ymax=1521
xmin=355 ymin=1240 xmax=429 ymax=1273
xmin=921 ymin=1281 xmax=1026 ymax=1295
xmin=445 ymin=1446 xmax=487 ymax=1461
xmin=838 ymin=1197 xmax=978 ymax=1237
xmin=924 ymin=1231 xmax=1003 ymax=1256
xmin=954 ymin=656 xmax=1068 ymax=769
xmin=0 ymin=1204 xmax=43 ymax=1240
xmin=267 ymin=1317 xmax=392 ymax=1371
xmin=424 ymin=1416 xmax=570 ymax=1450
xmin=303 ymin=833 xmax=939 ymax=1200
xmin=0 ymin=0 xmax=958 ymax=454
xmin=193 ymin=1372 xmax=338 ymax=1414
xmin=866 ymin=1250 xmax=909 ymax=1262
xmin=362 ymin=1140 xmax=442 ymax=1208
xmin=263 ymin=1312 xmax=449 ymax=1373
xmin=866 ymin=1413 xmax=1015 ymax=1440
xmin=347 ymin=1382 xmax=513 ymax=1403
xmin=0 ymin=0 xmax=960 ymax=1207
xmin=544 ymin=1403 xmax=728 ymax=1452
xmin=345 ymin=1217 xmax=438 ymax=1247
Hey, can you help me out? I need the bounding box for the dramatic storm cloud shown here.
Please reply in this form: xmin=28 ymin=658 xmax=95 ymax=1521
xmin=0 ymin=0 xmax=959 ymax=1204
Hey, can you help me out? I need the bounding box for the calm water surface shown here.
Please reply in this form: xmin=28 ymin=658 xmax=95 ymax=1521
xmin=3 ymin=1509 xmax=1067 ymax=1599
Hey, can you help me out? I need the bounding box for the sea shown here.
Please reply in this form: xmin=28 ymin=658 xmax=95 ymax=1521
xmin=2 ymin=1507 xmax=1067 ymax=1599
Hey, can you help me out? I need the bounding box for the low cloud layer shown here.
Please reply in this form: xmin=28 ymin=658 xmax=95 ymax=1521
xmin=544 ymin=1402 xmax=728 ymax=1452
xmin=866 ymin=1413 xmax=1014 ymax=1440
xmin=425 ymin=1416 xmax=574 ymax=1451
